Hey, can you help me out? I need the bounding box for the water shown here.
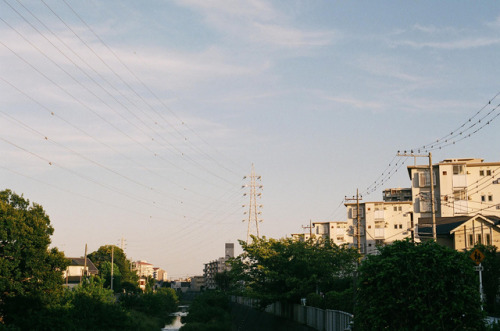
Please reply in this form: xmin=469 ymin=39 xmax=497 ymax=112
xmin=163 ymin=306 xmax=188 ymax=331
xmin=162 ymin=315 xmax=184 ymax=331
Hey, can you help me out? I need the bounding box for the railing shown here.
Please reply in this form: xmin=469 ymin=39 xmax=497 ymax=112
xmin=231 ymin=296 xmax=353 ymax=331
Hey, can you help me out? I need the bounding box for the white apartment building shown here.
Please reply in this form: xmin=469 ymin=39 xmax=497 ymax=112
xmin=291 ymin=221 xmax=348 ymax=245
xmin=408 ymin=158 xmax=500 ymax=221
xmin=133 ymin=260 xmax=155 ymax=278
xmin=345 ymin=201 xmax=413 ymax=254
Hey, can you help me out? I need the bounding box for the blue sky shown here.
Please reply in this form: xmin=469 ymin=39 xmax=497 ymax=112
xmin=1 ymin=0 xmax=499 ymax=278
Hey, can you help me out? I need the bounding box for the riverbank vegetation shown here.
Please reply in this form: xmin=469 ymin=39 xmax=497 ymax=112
xmin=0 ymin=189 xmax=178 ymax=330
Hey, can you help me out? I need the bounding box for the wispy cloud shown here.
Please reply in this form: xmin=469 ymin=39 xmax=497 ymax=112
xmin=396 ymin=37 xmax=500 ymax=50
xmin=322 ymin=94 xmax=383 ymax=111
xmin=173 ymin=0 xmax=338 ymax=49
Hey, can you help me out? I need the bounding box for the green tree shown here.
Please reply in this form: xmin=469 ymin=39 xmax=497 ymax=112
xmin=121 ymin=287 xmax=178 ymax=328
xmin=99 ymin=261 xmax=122 ymax=290
xmin=180 ymin=291 xmax=231 ymax=331
xmin=229 ymin=236 xmax=359 ymax=307
xmin=355 ymin=239 xmax=485 ymax=330
xmin=87 ymin=245 xmax=138 ymax=293
xmin=0 ymin=189 xmax=69 ymax=325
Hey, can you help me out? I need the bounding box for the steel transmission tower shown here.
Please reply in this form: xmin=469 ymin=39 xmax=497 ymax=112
xmin=242 ymin=164 xmax=263 ymax=244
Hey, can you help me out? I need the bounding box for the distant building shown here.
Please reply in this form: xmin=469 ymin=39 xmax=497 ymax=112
xmin=291 ymin=221 xmax=349 ymax=246
xmin=203 ymin=243 xmax=234 ymax=290
xmin=153 ymin=267 xmax=168 ymax=281
xmin=190 ymin=275 xmax=205 ymax=292
xmin=345 ymin=200 xmax=413 ymax=254
xmin=383 ymin=188 xmax=412 ymax=202
xmin=132 ymin=260 xmax=155 ymax=278
xmin=63 ymin=257 xmax=99 ymax=288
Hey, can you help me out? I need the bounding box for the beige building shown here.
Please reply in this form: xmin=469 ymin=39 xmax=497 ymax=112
xmin=291 ymin=221 xmax=349 ymax=246
xmin=345 ymin=201 xmax=413 ymax=254
xmin=418 ymin=214 xmax=500 ymax=251
xmin=408 ymin=158 xmax=500 ymax=222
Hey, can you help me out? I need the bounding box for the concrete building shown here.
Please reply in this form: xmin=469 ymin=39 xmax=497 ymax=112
xmin=132 ymin=260 xmax=155 ymax=278
xmin=345 ymin=201 xmax=413 ymax=254
xmin=203 ymin=243 xmax=234 ymax=290
xmin=383 ymin=188 xmax=412 ymax=202
xmin=291 ymin=221 xmax=349 ymax=246
xmin=408 ymin=158 xmax=500 ymax=222
xmin=190 ymin=275 xmax=205 ymax=291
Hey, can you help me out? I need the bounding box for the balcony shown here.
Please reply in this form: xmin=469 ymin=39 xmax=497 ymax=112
xmin=374 ymin=228 xmax=385 ymax=239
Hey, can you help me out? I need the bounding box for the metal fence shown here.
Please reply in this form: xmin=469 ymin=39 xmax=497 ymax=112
xmin=231 ymin=296 xmax=353 ymax=331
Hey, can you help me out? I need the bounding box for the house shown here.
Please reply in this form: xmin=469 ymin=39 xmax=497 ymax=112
xmin=63 ymin=257 xmax=99 ymax=288
xmin=408 ymin=158 xmax=500 ymax=222
xmin=418 ymin=214 xmax=500 ymax=250
xmin=345 ymin=200 xmax=413 ymax=254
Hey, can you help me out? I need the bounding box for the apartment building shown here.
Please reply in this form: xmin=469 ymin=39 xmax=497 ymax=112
xmin=291 ymin=221 xmax=349 ymax=245
xmin=408 ymin=158 xmax=500 ymax=221
xmin=345 ymin=200 xmax=413 ymax=254
xmin=203 ymin=243 xmax=234 ymax=290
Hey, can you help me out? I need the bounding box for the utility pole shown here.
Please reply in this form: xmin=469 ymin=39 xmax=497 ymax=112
xmin=111 ymin=246 xmax=114 ymax=291
xmin=242 ymin=164 xmax=263 ymax=244
xmin=81 ymin=243 xmax=88 ymax=284
xmin=397 ymin=152 xmax=436 ymax=240
xmin=302 ymin=220 xmax=313 ymax=239
xmin=345 ymin=189 xmax=363 ymax=253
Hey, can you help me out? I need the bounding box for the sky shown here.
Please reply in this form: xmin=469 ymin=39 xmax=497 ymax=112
xmin=1 ymin=0 xmax=499 ymax=278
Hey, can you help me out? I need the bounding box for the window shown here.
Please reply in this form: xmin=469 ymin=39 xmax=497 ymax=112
xmin=481 ymin=195 xmax=486 ymax=202
xmin=489 ymin=195 xmax=493 ymax=202
xmin=453 ymin=190 xmax=467 ymax=201
xmin=443 ymin=171 xmax=447 ymax=175
xmin=486 ymin=234 xmax=491 ymax=245
xmin=469 ymin=234 xmax=474 ymax=246
xmin=477 ymin=234 xmax=482 ymax=244
xmin=419 ymin=172 xmax=430 ymax=187
xmin=487 ymin=170 xmax=492 ymax=176
xmin=399 ymin=224 xmax=403 ymax=229
xmin=351 ymin=208 xmax=364 ymax=218
xmin=394 ymin=224 xmax=398 ymax=229
xmin=480 ymin=170 xmax=485 ymax=176
xmin=398 ymin=206 xmax=402 ymax=211
xmin=419 ymin=192 xmax=431 ymax=212
xmin=453 ymin=164 xmax=465 ymax=175
xmin=393 ymin=206 xmax=397 ymax=211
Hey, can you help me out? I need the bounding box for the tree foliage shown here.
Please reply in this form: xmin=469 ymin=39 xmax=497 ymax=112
xmin=180 ymin=291 xmax=231 ymax=331
xmin=87 ymin=245 xmax=139 ymax=293
xmin=229 ymin=236 xmax=360 ymax=306
xmin=355 ymin=239 xmax=485 ymax=331
xmin=0 ymin=189 xmax=69 ymax=324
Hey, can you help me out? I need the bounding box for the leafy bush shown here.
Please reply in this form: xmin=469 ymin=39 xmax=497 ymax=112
xmin=355 ymin=239 xmax=485 ymax=330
